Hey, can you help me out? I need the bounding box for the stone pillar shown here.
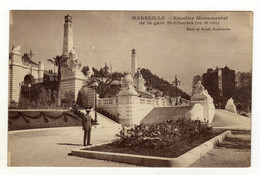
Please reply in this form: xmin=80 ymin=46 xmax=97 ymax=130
xmin=189 ymin=81 xmax=215 ymax=123
xmin=117 ymin=74 xmax=139 ymax=127
xmin=9 ymin=46 xmax=23 ymax=103
xmin=60 ymin=15 xmax=85 ymax=102
xmin=63 ymin=14 xmax=73 ymax=56
xmin=38 ymin=61 xmax=44 ymax=79
xmin=131 ymin=49 xmax=137 ymax=76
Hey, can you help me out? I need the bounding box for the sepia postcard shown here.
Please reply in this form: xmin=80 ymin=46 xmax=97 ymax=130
xmin=7 ymin=10 xmax=252 ymax=168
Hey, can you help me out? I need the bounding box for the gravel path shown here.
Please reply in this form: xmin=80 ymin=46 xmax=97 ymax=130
xmin=190 ymin=130 xmax=251 ymax=167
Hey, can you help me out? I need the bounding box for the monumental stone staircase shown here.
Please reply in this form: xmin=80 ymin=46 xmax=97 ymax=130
xmin=141 ymin=105 xmax=191 ymax=125
xmin=211 ymin=109 xmax=251 ymax=129
xmin=86 ymin=110 xmax=122 ymax=133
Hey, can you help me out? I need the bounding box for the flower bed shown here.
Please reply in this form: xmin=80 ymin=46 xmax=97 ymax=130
xmin=85 ymin=118 xmax=225 ymax=158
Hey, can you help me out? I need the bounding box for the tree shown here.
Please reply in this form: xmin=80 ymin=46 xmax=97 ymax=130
xmin=92 ymin=67 xmax=102 ymax=77
xmin=233 ymin=71 xmax=252 ymax=112
xmin=47 ymin=55 xmax=68 ymax=106
xmin=37 ymin=87 xmax=52 ymax=107
xmin=86 ymin=77 xmax=121 ymax=98
xmin=81 ymin=65 xmax=90 ymax=76
xmin=111 ymin=71 xmax=126 ymax=80
xmin=61 ymin=90 xmax=75 ymax=107
xmin=140 ymin=68 xmax=190 ymax=99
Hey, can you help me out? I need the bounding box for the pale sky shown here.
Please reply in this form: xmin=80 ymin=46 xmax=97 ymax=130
xmin=9 ymin=11 xmax=252 ymax=93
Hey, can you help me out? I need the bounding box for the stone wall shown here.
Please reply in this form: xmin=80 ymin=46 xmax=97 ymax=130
xmin=97 ymin=95 xmax=190 ymax=126
xmin=131 ymin=97 xmax=155 ymax=125
xmin=98 ymin=97 xmax=118 ymax=115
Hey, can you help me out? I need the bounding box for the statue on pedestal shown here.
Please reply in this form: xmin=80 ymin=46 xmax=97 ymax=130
xmin=225 ymin=98 xmax=237 ymax=114
xmin=12 ymin=45 xmax=21 ymax=54
xmin=118 ymin=73 xmax=139 ymax=96
xmin=190 ymin=80 xmax=215 ymax=123
xmin=193 ymin=81 xmax=205 ymax=95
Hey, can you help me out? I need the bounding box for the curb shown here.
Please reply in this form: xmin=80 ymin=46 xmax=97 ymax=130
xmin=71 ymin=130 xmax=231 ymax=167
xmin=213 ymin=126 xmax=251 ymax=131
xmin=8 ymin=126 xmax=82 ymax=134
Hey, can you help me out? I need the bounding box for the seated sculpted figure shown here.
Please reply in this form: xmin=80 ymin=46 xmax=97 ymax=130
xmin=194 ymin=81 xmax=205 ymax=95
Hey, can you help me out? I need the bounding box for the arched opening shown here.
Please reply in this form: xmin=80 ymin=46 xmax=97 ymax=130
xmin=24 ymin=74 xmax=35 ymax=85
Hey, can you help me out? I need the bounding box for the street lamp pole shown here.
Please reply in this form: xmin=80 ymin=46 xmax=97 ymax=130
xmin=94 ymin=89 xmax=97 ymax=122
xmin=28 ymin=83 xmax=31 ymax=107
xmin=93 ymin=81 xmax=99 ymax=122
xmin=172 ymin=75 xmax=181 ymax=106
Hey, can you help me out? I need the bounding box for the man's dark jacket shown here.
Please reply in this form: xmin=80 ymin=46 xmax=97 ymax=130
xmin=71 ymin=107 xmax=93 ymax=131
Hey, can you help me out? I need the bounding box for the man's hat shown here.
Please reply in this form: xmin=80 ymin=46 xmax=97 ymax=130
xmin=86 ymin=109 xmax=91 ymax=112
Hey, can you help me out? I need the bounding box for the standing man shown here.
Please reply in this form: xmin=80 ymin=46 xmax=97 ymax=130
xmin=70 ymin=106 xmax=93 ymax=146
xmin=82 ymin=109 xmax=92 ymax=146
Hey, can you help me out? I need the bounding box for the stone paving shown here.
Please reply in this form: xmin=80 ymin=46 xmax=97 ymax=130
xmin=191 ymin=130 xmax=251 ymax=167
xmin=8 ymin=126 xmax=137 ymax=167
xmin=8 ymin=121 xmax=251 ymax=167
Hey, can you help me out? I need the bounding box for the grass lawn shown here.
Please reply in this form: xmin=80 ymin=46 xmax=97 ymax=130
xmin=84 ymin=129 xmax=226 ymax=158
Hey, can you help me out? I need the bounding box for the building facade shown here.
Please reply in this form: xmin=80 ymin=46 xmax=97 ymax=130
xmin=9 ymin=47 xmax=44 ymax=104
xmin=9 ymin=14 xmax=86 ymax=105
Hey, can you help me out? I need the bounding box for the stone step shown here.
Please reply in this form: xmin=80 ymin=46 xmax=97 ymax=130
xmin=88 ymin=111 xmax=121 ymax=128
xmin=141 ymin=106 xmax=190 ymax=124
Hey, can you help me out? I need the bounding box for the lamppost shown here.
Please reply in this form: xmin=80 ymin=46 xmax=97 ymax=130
xmin=28 ymin=83 xmax=31 ymax=107
xmin=93 ymin=81 xmax=99 ymax=122
xmin=172 ymin=75 xmax=181 ymax=106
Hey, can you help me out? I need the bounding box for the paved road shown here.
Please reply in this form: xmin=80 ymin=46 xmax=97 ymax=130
xmin=8 ymin=126 xmax=137 ymax=167
xmin=190 ymin=130 xmax=251 ymax=167
xmin=9 ymin=126 xmax=251 ymax=167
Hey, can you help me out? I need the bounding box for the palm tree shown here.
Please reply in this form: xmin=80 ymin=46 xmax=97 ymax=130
xmin=47 ymin=55 xmax=68 ymax=106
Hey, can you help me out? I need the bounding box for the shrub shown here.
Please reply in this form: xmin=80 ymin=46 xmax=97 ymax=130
xmin=113 ymin=118 xmax=212 ymax=149
xmin=9 ymin=100 xmax=18 ymax=108
xmin=61 ymin=91 xmax=75 ymax=108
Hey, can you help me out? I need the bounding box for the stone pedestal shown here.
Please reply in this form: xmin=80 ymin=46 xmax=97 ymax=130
xmin=60 ymin=67 xmax=85 ymax=102
xmin=189 ymin=81 xmax=215 ymax=123
xmin=117 ymin=74 xmax=139 ymax=127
